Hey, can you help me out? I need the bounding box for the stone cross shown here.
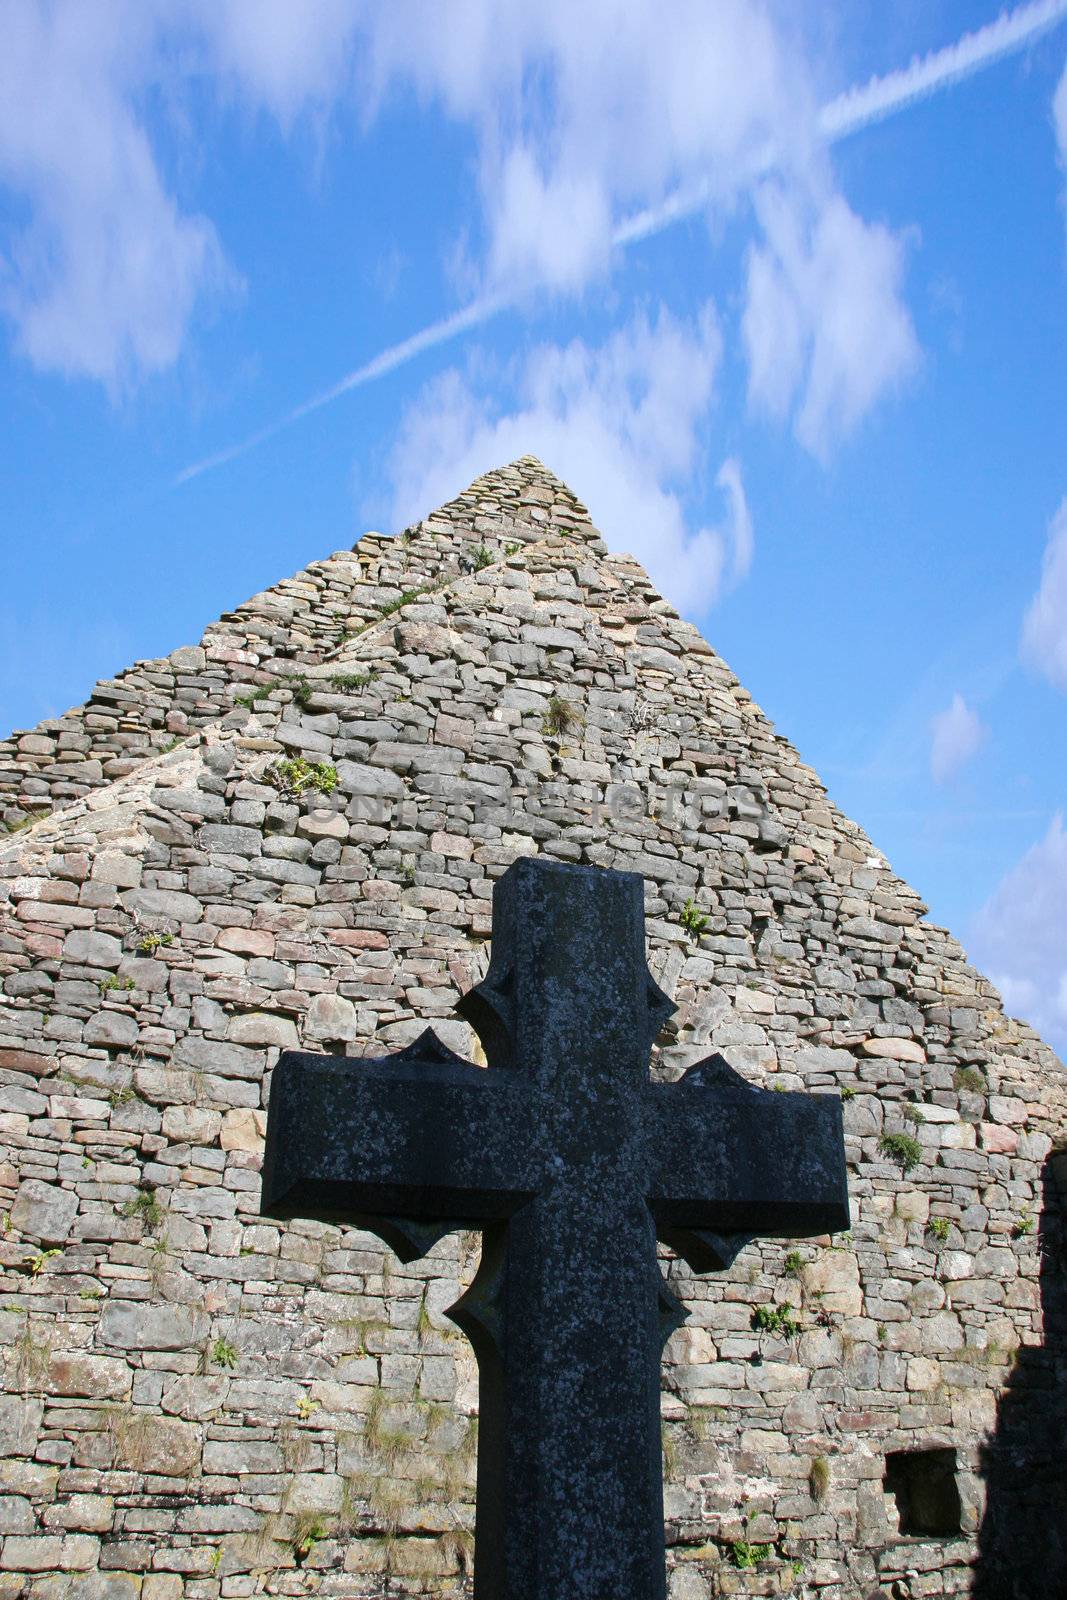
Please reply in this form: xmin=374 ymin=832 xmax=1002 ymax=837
xmin=261 ymin=857 xmax=850 ymax=1600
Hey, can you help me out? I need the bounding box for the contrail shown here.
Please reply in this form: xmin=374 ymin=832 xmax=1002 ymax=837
xmin=176 ymin=0 xmax=1067 ymax=487
xmin=819 ymin=0 xmax=1067 ymax=140
xmin=173 ymin=291 xmax=508 ymax=484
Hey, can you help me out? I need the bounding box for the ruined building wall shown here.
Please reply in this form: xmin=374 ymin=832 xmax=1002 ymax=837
xmin=0 ymin=459 xmax=1063 ymax=1600
xmin=0 ymin=459 xmax=592 ymax=831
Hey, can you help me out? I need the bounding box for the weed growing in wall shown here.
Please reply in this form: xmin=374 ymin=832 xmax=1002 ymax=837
xmin=879 ymin=1132 xmax=923 ymax=1173
xmin=809 ymin=1454 xmax=830 ymax=1503
xmin=269 ymin=757 xmax=338 ymax=798
xmin=209 ymin=1337 xmax=239 ymax=1370
xmin=751 ymin=1304 xmax=801 ymax=1338
xmin=541 ymin=695 xmax=582 ymax=738
xmin=730 ymin=1540 xmax=771 ymax=1568
xmin=121 ymin=1185 xmax=166 ymax=1233
xmin=329 ymin=670 xmax=376 ymax=691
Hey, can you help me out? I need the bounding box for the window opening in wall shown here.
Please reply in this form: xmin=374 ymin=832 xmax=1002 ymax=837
xmin=884 ymin=1447 xmax=962 ymax=1536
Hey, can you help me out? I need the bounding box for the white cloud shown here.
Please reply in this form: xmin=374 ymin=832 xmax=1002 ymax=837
xmin=9 ymin=0 xmax=1029 ymax=444
xmin=929 ymin=692 xmax=987 ymax=784
xmin=743 ymin=182 xmax=920 ymax=456
xmin=970 ymin=813 xmax=1067 ymax=1059
xmin=364 ymin=1 xmax=809 ymax=245
xmin=191 ymin=0 xmax=359 ymax=124
xmin=0 ymin=0 xmax=919 ymax=441
xmin=1056 ymin=56 xmax=1067 ymax=263
xmin=386 ymin=304 xmax=750 ymax=612
xmin=0 ymin=2 xmax=227 ymax=390
xmin=485 ymin=147 xmax=614 ymax=295
xmin=0 ymin=0 xmax=358 ymax=389
xmin=1022 ymin=496 xmax=1067 ymax=692
xmin=364 ymin=2 xmax=917 ymax=453
xmin=177 ymin=5 xmax=1062 ymax=485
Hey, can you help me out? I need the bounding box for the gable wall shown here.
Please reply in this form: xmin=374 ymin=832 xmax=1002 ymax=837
xmin=0 ymin=467 xmax=1063 ymax=1599
xmin=0 ymin=460 xmax=592 ymax=831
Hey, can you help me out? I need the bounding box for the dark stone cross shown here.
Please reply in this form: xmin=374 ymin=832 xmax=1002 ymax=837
xmin=261 ymin=857 xmax=849 ymax=1600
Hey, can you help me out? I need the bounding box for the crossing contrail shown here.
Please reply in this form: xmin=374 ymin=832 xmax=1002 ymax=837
xmin=175 ymin=0 xmax=1067 ymax=487
xmin=819 ymin=0 xmax=1067 ymax=139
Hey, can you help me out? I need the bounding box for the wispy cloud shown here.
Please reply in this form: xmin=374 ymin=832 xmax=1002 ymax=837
xmin=970 ymin=812 xmax=1067 ymax=1059
xmin=0 ymin=0 xmax=365 ymax=391
xmin=174 ymin=0 xmax=1065 ymax=485
xmin=929 ymin=692 xmax=988 ymax=784
xmin=1021 ymin=495 xmax=1067 ymax=692
xmin=1054 ymin=55 xmax=1067 ymax=230
xmin=742 ymin=182 xmax=919 ymax=457
xmin=0 ymin=3 xmax=229 ymax=392
xmin=384 ymin=304 xmax=748 ymax=612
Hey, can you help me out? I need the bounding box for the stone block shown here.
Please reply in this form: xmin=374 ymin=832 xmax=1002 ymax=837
xmin=174 ymin=1036 xmax=264 ymax=1080
xmin=98 ymin=1302 xmax=207 ymax=1352
xmin=198 ymin=825 xmax=262 ymax=855
xmin=895 ymin=1189 xmax=929 ymax=1224
xmin=142 ymin=1578 xmax=181 ymax=1600
xmin=430 ymin=830 xmax=475 ymax=860
xmin=802 ymin=1250 xmax=862 ymax=1315
xmin=123 ymin=888 xmax=203 ymax=923
xmin=160 ymin=1375 xmax=228 ymax=1421
xmin=220 ymin=1108 xmax=266 ymax=1152
xmin=84 ymin=1011 xmax=139 ymax=1049
xmin=940 ymin=1121 xmax=976 ymax=1149
xmin=0 ymin=1496 xmax=34 ymax=1534
xmin=304 ymin=992 xmax=359 ymax=1042
xmin=860 ymin=1037 xmax=926 ymax=1063
xmin=0 ymin=1536 xmax=64 ymax=1571
xmin=11 ymin=1178 xmax=78 ymax=1243
xmin=42 ymin=1492 xmax=114 ymax=1532
xmin=203 ymin=1439 xmax=282 ymax=1475
xmin=46 ymin=1354 xmax=131 ymax=1401
xmin=284 ymin=1472 xmax=344 ymax=1513
xmin=117 ymin=1416 xmax=199 ymax=1478
xmin=90 ymin=852 xmax=142 ymax=888
xmin=170 ymin=646 xmax=206 ymax=672
xmin=781 ymin=1392 xmax=822 ymax=1431
xmin=915 ymin=1103 xmax=957 ymax=1123
xmin=980 ymin=1123 xmax=1018 ymax=1155
xmin=226 ymin=1012 xmax=298 ymax=1047
xmin=0 ymin=1397 xmax=43 ymax=1458
xmin=216 ymin=926 xmax=275 ymax=956
xmin=335 ymin=760 xmax=405 ymax=798
xmin=296 ymin=810 xmax=349 ymax=840
xmin=64 ymin=1578 xmax=141 ymax=1600
xmin=161 ymin=1105 xmax=222 ymax=1144
xmin=920 ymin=1311 xmax=964 ymax=1353
xmin=988 ymin=1095 xmax=1028 ymax=1125
xmin=63 ymin=930 xmax=122 ymax=968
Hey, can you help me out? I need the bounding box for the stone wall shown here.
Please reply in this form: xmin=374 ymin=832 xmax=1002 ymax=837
xmin=0 ymin=458 xmax=592 ymax=831
xmin=0 ymin=458 xmax=1063 ymax=1599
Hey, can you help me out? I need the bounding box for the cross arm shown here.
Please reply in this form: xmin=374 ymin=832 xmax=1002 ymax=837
xmin=261 ymin=1030 xmax=537 ymax=1243
xmin=646 ymin=1055 xmax=849 ymax=1263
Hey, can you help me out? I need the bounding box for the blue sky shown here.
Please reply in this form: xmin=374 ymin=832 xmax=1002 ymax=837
xmin=1 ymin=1 xmax=1066 ymax=1054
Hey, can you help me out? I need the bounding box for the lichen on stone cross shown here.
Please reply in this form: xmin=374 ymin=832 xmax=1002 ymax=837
xmin=261 ymin=857 xmax=850 ymax=1600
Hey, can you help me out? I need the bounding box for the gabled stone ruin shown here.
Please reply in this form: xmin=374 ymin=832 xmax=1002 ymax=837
xmin=0 ymin=456 xmax=1063 ymax=1599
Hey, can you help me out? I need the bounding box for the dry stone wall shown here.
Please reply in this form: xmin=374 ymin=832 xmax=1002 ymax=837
xmin=0 ymin=458 xmax=591 ymax=831
xmin=0 ymin=458 xmax=1063 ymax=1600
